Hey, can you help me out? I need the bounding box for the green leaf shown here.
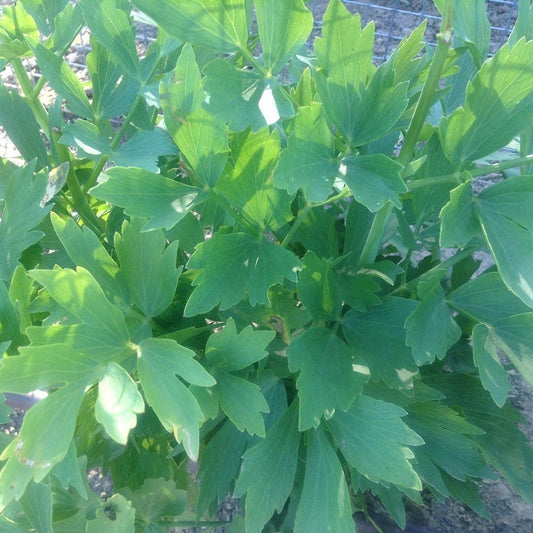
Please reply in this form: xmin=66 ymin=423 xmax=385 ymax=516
xmin=0 ymin=164 xmax=51 ymax=281
xmin=342 ymin=297 xmax=419 ymax=390
xmin=292 ymin=205 xmax=339 ymax=259
xmin=203 ymin=59 xmax=268 ymax=132
xmin=452 ymin=0 xmax=491 ymax=64
xmin=474 ymin=175 xmax=533 ymax=308
xmin=273 ymin=103 xmax=338 ymax=202
xmin=0 ymin=280 xmax=22 ymax=348
xmin=254 ymin=0 xmax=313 ymax=75
xmin=132 ymin=0 xmax=249 ymax=53
xmin=314 ymin=0 xmax=374 ymax=93
xmin=113 ymin=129 xmax=178 ymax=172
xmin=85 ymin=494 xmax=135 ymax=533
xmin=197 ymin=420 xmax=249 ymax=516
xmin=215 ymin=372 xmax=269 ymax=436
xmin=287 ymin=327 xmax=366 ymax=430
xmin=510 ymin=0 xmax=533 ymax=45
xmin=19 ymin=479 xmax=53 ymax=533
xmin=406 ymin=283 xmax=462 ymax=365
xmin=95 ymin=362 xmax=144 ymax=445
xmin=424 ymin=373 xmax=533 ymax=506
xmin=489 ymin=313 xmax=533 ymax=389
xmin=472 ymin=324 xmax=511 ymax=407
xmin=20 ymin=0 xmax=69 ymax=35
xmin=0 ymin=3 xmax=38 ymax=60
xmin=316 ymin=65 xmax=408 ymax=147
xmin=120 ymin=478 xmax=187 ymax=526
xmin=235 ymin=402 xmax=300 ymax=533
xmin=328 ymin=395 xmax=423 ymax=489
xmin=160 ymin=46 xmax=229 ymax=186
xmin=0 ymin=344 xmax=100 ymax=394
xmin=406 ymin=402 xmax=491 ymax=482
xmin=184 ymin=232 xmax=301 ymax=316
xmin=216 ymin=128 xmax=293 ymax=230
xmin=298 ymin=251 xmax=341 ymax=321
xmin=293 ymin=428 xmax=354 ymax=533
xmin=27 ymin=267 xmax=130 ymax=361
xmin=439 ymin=181 xmax=481 ymax=247
xmin=137 ymin=337 xmax=214 ymax=461
xmin=341 ymin=154 xmax=406 ymax=212
xmin=440 ymin=40 xmax=533 ymax=165
xmin=0 ymin=380 xmax=86 ymax=511
xmin=87 ymin=39 xmax=138 ymax=120
xmin=51 ymin=213 xmax=127 ymax=308
xmin=90 ymin=167 xmax=207 ymax=231
xmin=59 ymin=120 xmax=111 ymax=159
xmin=32 ymin=43 xmax=94 ymax=119
xmin=205 ymin=318 xmax=274 ymax=372
xmin=448 ymin=272 xmax=531 ymax=324
xmin=115 ymin=218 xmax=181 ymax=318
xmin=48 ymin=3 xmax=84 ymax=54
xmin=79 ymin=0 xmax=140 ymax=80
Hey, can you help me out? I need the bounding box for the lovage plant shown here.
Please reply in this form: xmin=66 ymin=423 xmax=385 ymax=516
xmin=1 ymin=0 xmax=533 ymax=531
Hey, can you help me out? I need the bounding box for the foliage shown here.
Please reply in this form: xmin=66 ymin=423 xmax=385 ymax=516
xmin=1 ymin=0 xmax=533 ymax=531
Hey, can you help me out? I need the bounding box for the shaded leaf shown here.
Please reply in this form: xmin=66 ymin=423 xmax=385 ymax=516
xmin=215 ymin=372 xmax=269 ymax=436
xmin=27 ymin=267 xmax=130 ymax=361
xmin=79 ymin=0 xmax=140 ymax=80
xmin=115 ymin=217 xmax=181 ymax=318
xmin=90 ymin=167 xmax=207 ymax=231
xmin=475 ymin=175 xmax=533 ymax=308
xmin=255 ymin=0 xmax=313 ymax=75
xmin=137 ymin=338 xmax=215 ymax=461
xmin=342 ymin=297 xmax=418 ymax=390
xmin=273 ymin=103 xmax=338 ymax=202
xmin=294 ymin=428 xmax=354 ymax=533
xmin=205 ymin=318 xmax=274 ymax=372
xmin=328 ymin=395 xmax=423 ymax=489
xmin=235 ymin=402 xmax=300 ymax=533
xmin=85 ymin=494 xmax=135 ymax=533
xmin=287 ymin=327 xmax=366 ymax=430
xmin=184 ymin=232 xmax=301 ymax=316
xmin=341 ymin=154 xmax=406 ymax=212
xmin=472 ymin=324 xmax=511 ymax=407
xmin=406 ymin=283 xmax=462 ymax=365
xmin=0 ymin=164 xmax=51 ymax=281
xmin=132 ymin=0 xmax=249 ymax=53
xmin=448 ymin=271 xmax=530 ymax=324
xmin=216 ymin=128 xmax=293 ymax=230
xmin=440 ymin=40 xmax=533 ymax=164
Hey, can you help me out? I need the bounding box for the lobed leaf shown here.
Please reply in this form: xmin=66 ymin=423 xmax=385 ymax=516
xmin=137 ymin=337 xmax=215 ymax=461
xmin=328 ymin=395 xmax=423 ymax=490
xmin=184 ymin=232 xmax=301 ymax=316
xmin=293 ymin=428 xmax=354 ymax=533
xmin=287 ymin=327 xmax=366 ymax=430
xmin=90 ymin=167 xmax=207 ymax=231
xmin=235 ymin=402 xmax=300 ymax=533
xmin=115 ymin=217 xmax=181 ymax=318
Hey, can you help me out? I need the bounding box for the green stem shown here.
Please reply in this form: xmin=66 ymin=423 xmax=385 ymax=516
xmin=83 ymin=94 xmax=144 ymax=192
xmin=398 ymin=1 xmax=454 ymax=168
xmin=12 ymin=58 xmax=50 ymax=135
xmin=315 ymin=186 xmax=351 ymax=207
xmin=408 ymin=154 xmax=533 ymax=191
xmin=469 ymin=153 xmax=533 ymax=177
xmin=358 ymin=3 xmax=454 ymax=267
xmin=357 ymin=204 xmax=393 ymax=266
xmin=281 ymin=203 xmax=310 ymax=248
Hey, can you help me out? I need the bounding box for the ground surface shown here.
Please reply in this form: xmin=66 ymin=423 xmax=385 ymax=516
xmin=2 ymin=1 xmax=533 ymax=532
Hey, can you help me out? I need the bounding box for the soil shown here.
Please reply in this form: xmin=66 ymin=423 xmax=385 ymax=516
xmin=2 ymin=1 xmax=533 ymax=532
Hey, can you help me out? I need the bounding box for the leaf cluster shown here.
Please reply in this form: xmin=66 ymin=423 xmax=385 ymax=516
xmin=1 ymin=0 xmax=533 ymax=531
